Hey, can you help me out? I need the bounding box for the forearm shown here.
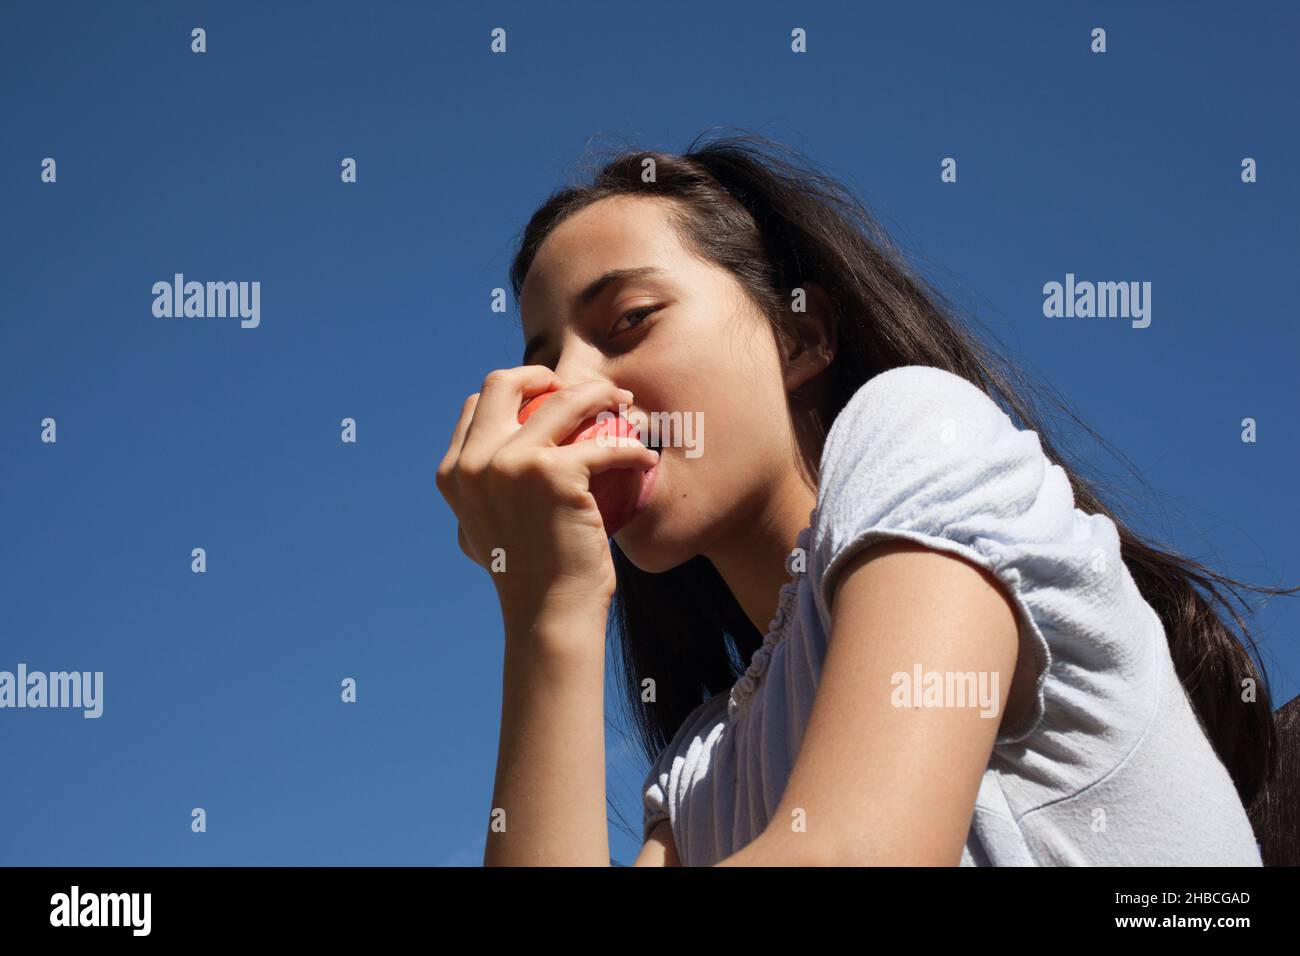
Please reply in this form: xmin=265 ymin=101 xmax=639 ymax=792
xmin=483 ymin=602 xmax=612 ymax=866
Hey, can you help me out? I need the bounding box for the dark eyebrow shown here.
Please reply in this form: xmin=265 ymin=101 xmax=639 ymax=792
xmin=521 ymin=266 xmax=666 ymax=364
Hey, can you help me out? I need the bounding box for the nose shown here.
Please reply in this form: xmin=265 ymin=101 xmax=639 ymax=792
xmin=547 ymin=337 xmax=641 ymax=423
xmin=550 ymin=350 xmax=643 ymax=438
xmin=552 ymin=342 xmax=615 ymax=392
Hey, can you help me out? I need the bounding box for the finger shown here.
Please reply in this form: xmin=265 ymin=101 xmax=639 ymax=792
xmin=512 ymin=379 xmax=636 ymax=448
xmin=558 ymin=438 xmax=660 ymax=476
xmin=447 ymin=393 xmax=481 ymax=459
xmin=437 ymin=392 xmax=481 ymax=484
xmin=462 ymin=365 xmax=561 ymax=456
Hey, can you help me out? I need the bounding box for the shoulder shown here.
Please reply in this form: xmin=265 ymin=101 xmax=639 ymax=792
xmin=807 ymin=366 xmax=1170 ymax=789
xmin=815 ymin=365 xmax=1053 ymax=551
xmin=820 ymin=365 xmax=1029 ymax=481
xmin=831 ymin=363 xmax=995 ymax=419
xmin=809 ymin=365 xmax=1085 ymax=744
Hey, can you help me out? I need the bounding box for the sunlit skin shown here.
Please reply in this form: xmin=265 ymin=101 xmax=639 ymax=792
xmin=438 ymin=194 xmax=1033 ymax=866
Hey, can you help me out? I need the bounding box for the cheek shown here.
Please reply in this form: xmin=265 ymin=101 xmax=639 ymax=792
xmin=655 ymin=361 xmax=789 ymax=487
xmin=664 ymin=404 xmax=785 ymax=516
xmin=632 ymin=313 xmax=787 ymax=483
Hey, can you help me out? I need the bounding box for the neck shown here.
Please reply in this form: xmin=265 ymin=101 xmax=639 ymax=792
xmin=704 ymin=476 xmax=817 ymax=637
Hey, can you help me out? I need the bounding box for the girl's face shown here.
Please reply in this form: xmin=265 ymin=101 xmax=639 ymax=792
xmin=518 ymin=195 xmax=805 ymax=573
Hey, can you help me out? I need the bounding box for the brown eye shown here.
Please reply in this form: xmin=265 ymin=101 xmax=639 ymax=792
xmin=611 ymin=306 xmax=657 ymax=336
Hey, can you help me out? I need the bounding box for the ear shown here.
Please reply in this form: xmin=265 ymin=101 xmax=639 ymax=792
xmin=779 ymin=280 xmax=837 ymax=392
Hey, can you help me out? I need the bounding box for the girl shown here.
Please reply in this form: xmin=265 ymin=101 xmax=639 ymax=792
xmin=436 ymin=131 xmax=1295 ymax=866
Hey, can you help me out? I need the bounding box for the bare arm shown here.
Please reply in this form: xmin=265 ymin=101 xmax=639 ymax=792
xmin=434 ymin=367 xmax=659 ymax=867
xmin=711 ymin=538 xmax=1028 ymax=866
xmin=635 ymin=539 xmax=1025 ymax=868
xmin=483 ymin=602 xmax=613 ymax=867
xmin=748 ymin=538 xmax=1026 ymax=866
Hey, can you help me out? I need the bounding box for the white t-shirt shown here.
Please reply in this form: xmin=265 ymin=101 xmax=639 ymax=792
xmin=641 ymin=365 xmax=1262 ymax=866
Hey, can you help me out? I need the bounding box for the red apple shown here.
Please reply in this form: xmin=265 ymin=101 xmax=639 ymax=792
xmin=517 ymin=390 xmax=652 ymax=536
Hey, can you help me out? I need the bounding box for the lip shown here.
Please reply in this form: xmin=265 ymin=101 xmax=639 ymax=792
xmin=624 ymin=406 xmax=659 ymax=516
xmin=634 ymin=456 xmax=659 ymax=512
xmin=608 ymin=454 xmax=658 ymax=540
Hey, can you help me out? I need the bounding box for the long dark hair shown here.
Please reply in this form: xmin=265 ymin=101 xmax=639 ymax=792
xmin=1249 ymin=694 xmax=1300 ymax=864
xmin=507 ymin=129 xmax=1296 ymax=820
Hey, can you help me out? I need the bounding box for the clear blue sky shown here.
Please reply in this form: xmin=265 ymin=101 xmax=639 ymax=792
xmin=1 ymin=0 xmax=1296 ymax=866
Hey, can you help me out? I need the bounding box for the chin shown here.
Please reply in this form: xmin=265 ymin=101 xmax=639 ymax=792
xmin=612 ymin=521 xmax=699 ymax=575
xmin=612 ymin=536 xmax=682 ymax=574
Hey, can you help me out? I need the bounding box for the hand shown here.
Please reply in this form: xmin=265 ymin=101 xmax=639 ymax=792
xmin=435 ymin=366 xmax=660 ymax=623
